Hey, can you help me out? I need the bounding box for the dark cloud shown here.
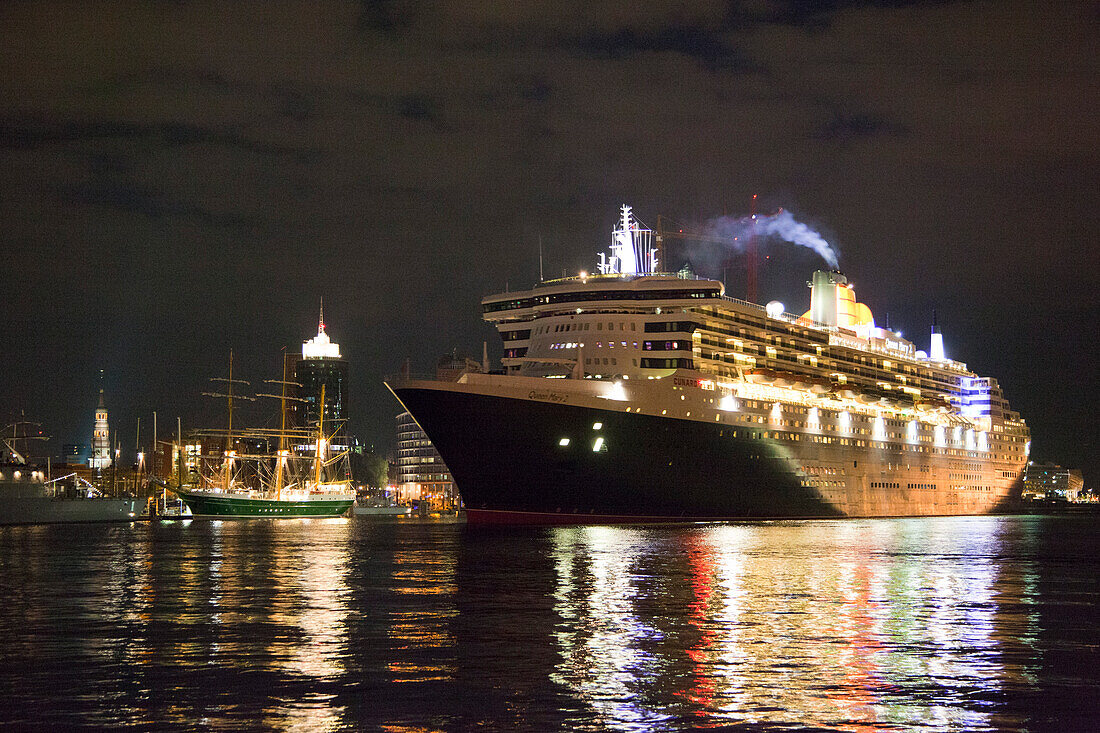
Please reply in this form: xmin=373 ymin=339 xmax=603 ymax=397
xmin=60 ymin=179 xmax=263 ymax=232
xmin=0 ymin=117 xmax=316 ymax=159
xmin=396 ymin=94 xmax=446 ymax=128
xmin=574 ymin=25 xmax=761 ymax=73
xmin=356 ymin=0 xmax=418 ymax=37
xmin=813 ymin=111 xmax=910 ymax=141
xmin=737 ymin=0 xmax=965 ymax=29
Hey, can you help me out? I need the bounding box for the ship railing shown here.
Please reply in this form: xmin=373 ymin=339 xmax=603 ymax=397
xmin=536 ymin=271 xmax=686 ymax=287
xmin=385 ymin=371 xmax=472 ymax=385
xmin=717 ymin=295 xmax=837 ymax=331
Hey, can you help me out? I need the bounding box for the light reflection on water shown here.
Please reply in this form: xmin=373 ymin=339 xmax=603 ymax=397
xmin=547 ymin=518 xmax=1048 ymax=731
xmin=0 ymin=515 xmax=1096 ymax=731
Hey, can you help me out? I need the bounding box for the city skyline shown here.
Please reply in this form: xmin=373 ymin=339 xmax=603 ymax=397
xmin=1 ymin=1 xmax=1096 ymax=483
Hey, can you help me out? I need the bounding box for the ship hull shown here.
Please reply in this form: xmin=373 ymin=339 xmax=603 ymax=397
xmin=392 ymin=383 xmax=1021 ymax=524
xmin=172 ymin=489 xmax=353 ymax=518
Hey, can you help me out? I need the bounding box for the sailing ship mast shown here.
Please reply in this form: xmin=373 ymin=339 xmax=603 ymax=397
xmin=314 ymin=384 xmax=326 ymax=490
xmin=203 ymin=350 xmax=254 ymax=491
xmin=257 ymin=354 xmax=305 ymax=501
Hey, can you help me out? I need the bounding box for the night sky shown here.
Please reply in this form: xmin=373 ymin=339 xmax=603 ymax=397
xmin=2 ymin=1 xmax=1097 ymax=484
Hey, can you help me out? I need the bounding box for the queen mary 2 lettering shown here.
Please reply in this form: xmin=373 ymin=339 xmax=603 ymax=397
xmin=387 ymin=205 xmax=1030 ymax=525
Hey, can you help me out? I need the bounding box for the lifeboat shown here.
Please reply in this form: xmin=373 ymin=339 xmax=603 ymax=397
xmin=927 ymin=397 xmax=952 ymax=414
xmin=837 ymin=388 xmax=858 ymax=400
xmin=774 ymin=372 xmax=795 ymax=387
xmin=857 ymin=393 xmax=878 ymax=405
xmin=808 ymin=378 xmax=830 ymax=394
xmin=745 ymin=368 xmax=777 ymax=384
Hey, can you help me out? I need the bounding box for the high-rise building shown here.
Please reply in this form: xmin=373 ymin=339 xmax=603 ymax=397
xmin=88 ymin=382 xmax=112 ymax=470
xmin=394 ymin=410 xmax=459 ymax=510
xmin=393 ymin=353 xmax=482 ymax=510
xmin=1022 ymin=462 xmax=1085 ymax=501
xmin=288 ymin=303 xmax=349 ymax=432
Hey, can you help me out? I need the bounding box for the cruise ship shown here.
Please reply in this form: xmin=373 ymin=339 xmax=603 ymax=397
xmin=388 ymin=206 xmax=1030 ymax=524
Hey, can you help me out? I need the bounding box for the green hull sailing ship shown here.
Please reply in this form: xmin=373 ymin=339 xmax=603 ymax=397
xmin=173 ymin=354 xmax=355 ymax=519
xmin=170 ymin=489 xmax=353 ymax=518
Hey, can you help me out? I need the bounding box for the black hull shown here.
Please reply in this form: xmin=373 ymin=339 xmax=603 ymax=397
xmin=392 ymin=386 xmax=842 ymax=522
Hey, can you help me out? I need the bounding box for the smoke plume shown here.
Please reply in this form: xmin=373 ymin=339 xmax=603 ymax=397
xmin=706 ymin=209 xmax=840 ymax=269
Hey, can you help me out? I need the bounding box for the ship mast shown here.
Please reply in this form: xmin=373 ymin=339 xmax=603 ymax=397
xmin=257 ymin=355 xmax=306 ymax=501
xmin=203 ymin=350 xmax=253 ymax=491
xmin=314 ymin=384 xmax=326 ymax=489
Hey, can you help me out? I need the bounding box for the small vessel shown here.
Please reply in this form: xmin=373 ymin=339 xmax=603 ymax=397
xmin=172 ymin=355 xmax=354 ymax=519
xmin=0 ymin=422 xmax=137 ymax=525
xmin=353 ymin=503 xmax=413 ymax=517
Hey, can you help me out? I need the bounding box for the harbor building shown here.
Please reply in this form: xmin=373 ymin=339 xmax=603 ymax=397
xmin=395 ymin=411 xmax=459 ymax=510
xmin=61 ymin=443 xmax=89 ymax=466
xmin=393 ymin=353 xmax=481 ymax=510
xmin=1022 ymin=462 xmax=1085 ymax=501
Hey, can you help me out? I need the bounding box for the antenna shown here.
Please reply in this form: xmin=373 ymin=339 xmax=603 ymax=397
xmin=747 ymin=194 xmax=758 ymax=303
xmin=539 ymin=235 xmax=544 ymax=282
xmin=319 ymin=297 xmax=325 ymax=333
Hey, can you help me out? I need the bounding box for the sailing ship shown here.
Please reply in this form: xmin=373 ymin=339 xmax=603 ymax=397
xmin=171 ymin=355 xmax=355 ymax=518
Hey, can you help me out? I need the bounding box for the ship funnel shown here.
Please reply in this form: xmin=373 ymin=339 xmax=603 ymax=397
xmin=930 ymin=310 xmax=945 ymax=361
xmin=808 ymin=270 xmax=847 ymax=326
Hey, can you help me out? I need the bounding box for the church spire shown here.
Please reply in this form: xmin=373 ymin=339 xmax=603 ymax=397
xmin=89 ymin=371 xmax=112 ymax=470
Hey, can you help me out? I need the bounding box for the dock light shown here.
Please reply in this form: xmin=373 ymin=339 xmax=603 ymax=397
xmin=592 ymin=422 xmax=603 ymax=430
xmin=593 ymin=437 xmax=605 ymax=452
xmin=559 ymin=438 xmax=570 ymax=446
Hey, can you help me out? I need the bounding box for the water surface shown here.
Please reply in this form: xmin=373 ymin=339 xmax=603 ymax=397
xmin=0 ymin=516 xmax=1096 ymax=730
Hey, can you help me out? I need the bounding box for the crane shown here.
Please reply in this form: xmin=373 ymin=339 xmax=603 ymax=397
xmin=653 ymin=198 xmax=765 ymax=304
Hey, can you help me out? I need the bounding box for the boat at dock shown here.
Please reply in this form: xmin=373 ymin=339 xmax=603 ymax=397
xmin=1 ymin=422 xmax=137 ymax=525
xmin=171 ymin=360 xmax=355 ymax=519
